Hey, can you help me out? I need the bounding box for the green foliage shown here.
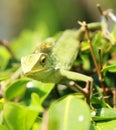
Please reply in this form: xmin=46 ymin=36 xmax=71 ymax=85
xmin=96 ymin=120 xmax=116 ymax=130
xmin=5 ymin=78 xmax=30 ymax=100
xmin=92 ymin=108 xmax=116 ymax=121
xmin=3 ymin=94 xmax=40 ymax=130
xmin=48 ymin=95 xmax=91 ymax=130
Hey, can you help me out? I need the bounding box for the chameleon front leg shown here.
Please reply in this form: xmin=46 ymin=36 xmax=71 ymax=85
xmin=60 ymin=69 xmax=93 ymax=83
xmin=60 ymin=69 xmax=93 ymax=105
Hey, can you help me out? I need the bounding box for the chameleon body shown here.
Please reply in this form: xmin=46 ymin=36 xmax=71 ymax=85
xmin=21 ymin=23 xmax=101 ymax=84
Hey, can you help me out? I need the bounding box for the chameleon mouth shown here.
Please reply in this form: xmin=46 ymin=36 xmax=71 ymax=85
xmin=24 ymin=67 xmax=50 ymax=75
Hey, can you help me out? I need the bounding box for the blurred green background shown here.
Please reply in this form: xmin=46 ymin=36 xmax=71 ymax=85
xmin=0 ymin=0 xmax=116 ymax=41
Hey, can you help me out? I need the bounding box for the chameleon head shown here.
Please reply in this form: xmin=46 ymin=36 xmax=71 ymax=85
xmin=21 ymin=53 xmax=51 ymax=76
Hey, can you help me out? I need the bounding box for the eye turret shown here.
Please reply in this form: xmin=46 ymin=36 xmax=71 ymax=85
xmin=40 ymin=54 xmax=48 ymax=66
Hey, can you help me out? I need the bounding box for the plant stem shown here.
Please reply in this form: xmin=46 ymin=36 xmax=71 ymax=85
xmin=112 ymin=88 xmax=116 ymax=109
xmin=98 ymin=48 xmax=102 ymax=70
xmin=96 ymin=3 xmax=108 ymax=21
xmin=69 ymin=81 xmax=91 ymax=106
xmin=83 ymin=22 xmax=102 ymax=80
xmin=83 ymin=22 xmax=107 ymax=96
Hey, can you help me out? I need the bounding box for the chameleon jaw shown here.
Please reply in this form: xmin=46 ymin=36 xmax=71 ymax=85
xmin=23 ymin=67 xmax=50 ymax=76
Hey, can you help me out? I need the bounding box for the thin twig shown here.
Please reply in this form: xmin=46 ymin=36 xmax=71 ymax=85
xmin=98 ymin=48 xmax=102 ymax=70
xmin=83 ymin=22 xmax=107 ymax=97
xmin=96 ymin=4 xmax=103 ymax=15
xmin=96 ymin=3 xmax=108 ymax=21
xmin=112 ymin=88 xmax=116 ymax=109
xmin=96 ymin=4 xmax=115 ymax=45
xmin=83 ymin=22 xmax=102 ymax=81
xmin=69 ymin=81 xmax=91 ymax=106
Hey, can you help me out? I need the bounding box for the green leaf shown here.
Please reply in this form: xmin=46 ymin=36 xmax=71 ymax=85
xmin=95 ymin=120 xmax=116 ymax=130
xmin=80 ymin=53 xmax=91 ymax=70
xmin=31 ymin=117 xmax=42 ymax=130
xmin=5 ymin=79 xmax=30 ymax=100
xmin=48 ymin=95 xmax=91 ymax=130
xmin=25 ymin=80 xmax=55 ymax=103
xmin=92 ymin=108 xmax=116 ymax=121
xmin=102 ymin=64 xmax=116 ymax=74
xmin=111 ymin=25 xmax=116 ymax=42
xmin=0 ymin=67 xmax=18 ymax=81
xmin=0 ymin=71 xmax=11 ymax=81
xmin=92 ymin=32 xmax=111 ymax=55
xmin=3 ymin=94 xmax=40 ymax=130
xmin=29 ymin=93 xmax=43 ymax=112
xmin=35 ymin=81 xmax=55 ymax=103
xmin=0 ymin=46 xmax=10 ymax=70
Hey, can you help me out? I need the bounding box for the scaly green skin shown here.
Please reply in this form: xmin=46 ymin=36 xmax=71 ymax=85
xmin=21 ymin=22 xmax=101 ymax=84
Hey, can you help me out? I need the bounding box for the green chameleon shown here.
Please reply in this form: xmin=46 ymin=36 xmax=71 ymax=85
xmin=21 ymin=23 xmax=101 ymax=88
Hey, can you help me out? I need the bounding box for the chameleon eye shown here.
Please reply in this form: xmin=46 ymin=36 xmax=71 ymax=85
xmin=40 ymin=55 xmax=47 ymax=66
